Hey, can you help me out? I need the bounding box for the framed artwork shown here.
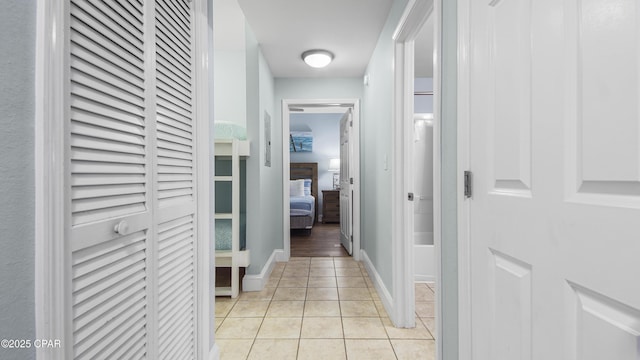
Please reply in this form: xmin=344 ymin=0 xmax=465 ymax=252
xmin=289 ymin=131 xmax=313 ymax=152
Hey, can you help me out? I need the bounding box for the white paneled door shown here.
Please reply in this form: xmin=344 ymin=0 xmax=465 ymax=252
xmin=466 ymin=0 xmax=640 ymax=359
xmin=65 ymin=1 xmax=201 ymax=359
xmin=340 ymin=109 xmax=353 ymax=255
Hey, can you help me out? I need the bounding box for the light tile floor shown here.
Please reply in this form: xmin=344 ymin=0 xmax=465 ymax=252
xmin=216 ymin=257 xmax=436 ymax=360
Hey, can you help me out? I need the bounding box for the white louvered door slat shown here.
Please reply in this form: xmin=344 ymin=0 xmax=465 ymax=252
xmin=64 ymin=0 xmax=199 ymax=359
xmin=155 ymin=0 xmax=197 ymax=358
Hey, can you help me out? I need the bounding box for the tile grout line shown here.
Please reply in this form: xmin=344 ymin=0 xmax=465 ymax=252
xmin=217 ymin=257 xmax=436 ymax=359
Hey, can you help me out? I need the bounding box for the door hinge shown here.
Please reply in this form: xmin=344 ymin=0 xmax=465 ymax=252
xmin=464 ymin=171 xmax=473 ymax=198
xmin=408 ymin=192 xmax=414 ymax=201
xmin=350 ymin=120 xmax=353 ymax=127
xmin=350 ymin=235 xmax=353 ymax=243
xmin=350 ymin=177 xmax=353 ymax=184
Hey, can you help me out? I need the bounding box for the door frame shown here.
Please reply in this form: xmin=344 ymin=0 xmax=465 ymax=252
xmin=281 ymin=99 xmax=361 ymax=261
xmin=34 ymin=1 xmax=212 ymax=358
xmin=35 ymin=1 xmax=67 ymax=358
xmin=391 ymin=0 xmax=436 ymax=330
xmin=339 ymin=109 xmax=354 ymax=255
xmin=456 ymin=0 xmax=472 ymax=357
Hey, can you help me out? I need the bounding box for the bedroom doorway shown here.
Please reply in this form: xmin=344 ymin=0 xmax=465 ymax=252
xmin=282 ymin=99 xmax=361 ymax=261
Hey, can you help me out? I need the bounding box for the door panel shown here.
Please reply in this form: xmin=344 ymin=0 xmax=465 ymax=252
xmin=69 ymin=1 xmax=151 ymax=358
xmin=340 ymin=110 xmax=352 ymax=254
xmin=154 ymin=1 xmax=197 ymax=359
xmin=565 ymin=0 xmax=640 ymax=206
xmin=468 ymin=0 xmax=640 ymax=359
xmin=488 ymin=0 xmax=532 ymax=196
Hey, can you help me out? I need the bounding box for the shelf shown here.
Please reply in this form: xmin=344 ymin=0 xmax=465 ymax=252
xmin=214 ymin=176 xmax=232 ymax=182
xmin=215 ymin=213 xmax=233 ymax=220
xmin=215 ymin=287 xmax=232 ymax=296
xmin=214 ymin=139 xmax=250 ymax=157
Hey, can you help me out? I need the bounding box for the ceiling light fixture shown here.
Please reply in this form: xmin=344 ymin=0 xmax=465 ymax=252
xmin=301 ymin=50 xmax=334 ymax=68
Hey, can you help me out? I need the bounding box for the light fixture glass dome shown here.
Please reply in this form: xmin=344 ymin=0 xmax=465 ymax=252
xmin=302 ymin=50 xmax=334 ymax=68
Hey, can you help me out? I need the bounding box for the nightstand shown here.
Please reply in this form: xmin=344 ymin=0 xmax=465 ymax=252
xmin=322 ymin=190 xmax=340 ymax=223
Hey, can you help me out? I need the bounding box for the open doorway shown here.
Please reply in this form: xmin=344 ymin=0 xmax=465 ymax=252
xmin=288 ymin=109 xmax=347 ymax=257
xmin=282 ymin=99 xmax=361 ymax=261
xmin=391 ymin=0 xmax=440 ymax=348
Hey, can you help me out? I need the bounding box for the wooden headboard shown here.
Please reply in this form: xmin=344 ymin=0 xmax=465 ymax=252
xmin=290 ymin=162 xmax=318 ymax=223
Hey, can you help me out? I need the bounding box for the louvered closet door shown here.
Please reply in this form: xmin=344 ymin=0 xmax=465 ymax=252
xmin=69 ymin=1 xmax=150 ymax=359
xmin=66 ymin=1 xmax=198 ymax=359
xmin=154 ymin=1 xmax=197 ymax=359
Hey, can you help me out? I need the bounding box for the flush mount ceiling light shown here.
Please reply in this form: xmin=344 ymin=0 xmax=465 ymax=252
xmin=301 ymin=50 xmax=334 ymax=68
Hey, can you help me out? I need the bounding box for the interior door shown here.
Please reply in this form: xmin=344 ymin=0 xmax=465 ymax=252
xmin=340 ymin=109 xmax=353 ymax=255
xmin=65 ymin=1 xmax=198 ymax=358
xmin=154 ymin=1 xmax=198 ymax=358
xmin=467 ymin=0 xmax=640 ymax=359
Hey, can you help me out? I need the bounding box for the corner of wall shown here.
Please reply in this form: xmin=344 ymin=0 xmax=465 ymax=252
xmin=360 ymin=249 xmax=394 ymax=321
xmin=242 ymin=249 xmax=283 ymax=291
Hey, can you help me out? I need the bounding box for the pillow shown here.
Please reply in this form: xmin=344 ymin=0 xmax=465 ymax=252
xmin=303 ymin=179 xmax=312 ymax=196
xmin=289 ymin=179 xmax=305 ymax=197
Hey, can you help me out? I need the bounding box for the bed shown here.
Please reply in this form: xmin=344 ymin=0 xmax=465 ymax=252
xmin=290 ymin=162 xmax=318 ymax=229
xmin=214 ymin=121 xmax=250 ymax=297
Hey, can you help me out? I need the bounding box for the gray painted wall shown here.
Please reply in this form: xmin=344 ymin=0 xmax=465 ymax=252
xmin=360 ymin=0 xmax=409 ymax=292
xmin=0 ymin=1 xmax=36 ymax=359
xmin=245 ymin=24 xmax=279 ymax=275
xmin=213 ymin=50 xmax=247 ymax=126
xmin=290 ymin=113 xmax=343 ymax=220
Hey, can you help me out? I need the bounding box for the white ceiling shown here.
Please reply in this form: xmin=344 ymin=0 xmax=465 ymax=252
xmin=214 ymin=0 xmax=434 ymax=79
xmin=236 ymin=0 xmax=395 ymax=78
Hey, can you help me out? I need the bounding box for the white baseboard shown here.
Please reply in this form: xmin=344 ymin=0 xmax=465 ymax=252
xmin=274 ymin=249 xmax=286 ymax=262
xmin=360 ymin=249 xmax=394 ymax=320
xmin=242 ymin=249 xmax=284 ymax=291
xmin=209 ymin=344 xmax=220 ymax=360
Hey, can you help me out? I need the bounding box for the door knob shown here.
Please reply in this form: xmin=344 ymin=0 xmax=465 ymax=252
xmin=114 ymin=220 xmax=129 ymax=236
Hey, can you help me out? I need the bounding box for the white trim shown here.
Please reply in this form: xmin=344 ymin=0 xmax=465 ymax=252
xmin=456 ymin=0 xmax=472 ymax=357
xmin=282 ymin=98 xmax=361 ymax=262
xmin=209 ymin=344 xmax=220 ymax=360
xmin=433 ymin=0 xmax=444 ymax=359
xmin=391 ymin=0 xmax=435 ymax=329
xmin=361 ymin=250 xmax=394 ymax=320
xmin=415 ymin=274 xmax=437 ymax=282
xmin=242 ymin=249 xmax=284 ymax=291
xmin=274 ymin=249 xmax=287 ymax=262
xmin=35 ymin=0 xmax=67 ymax=358
xmin=193 ymin=0 xmax=211 ymax=358
xmin=282 ymin=100 xmax=291 ymax=261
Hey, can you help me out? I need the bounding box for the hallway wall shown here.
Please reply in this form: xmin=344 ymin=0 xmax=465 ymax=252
xmin=361 ymin=0 xmax=410 ymax=293
xmin=274 ymin=77 xmax=364 ymax=104
xmin=245 ymin=24 xmax=279 ymax=276
xmin=213 ymin=50 xmax=247 ymax=126
xmin=0 ymin=1 xmax=36 ymax=359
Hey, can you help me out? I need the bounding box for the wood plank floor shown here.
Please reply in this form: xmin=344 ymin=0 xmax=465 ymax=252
xmin=290 ymin=222 xmax=349 ymax=257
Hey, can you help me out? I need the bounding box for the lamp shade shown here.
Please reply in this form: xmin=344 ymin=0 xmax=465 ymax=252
xmin=328 ymin=158 xmax=340 ymax=172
